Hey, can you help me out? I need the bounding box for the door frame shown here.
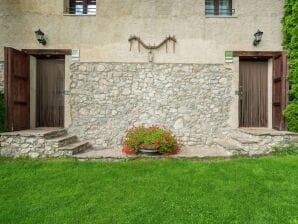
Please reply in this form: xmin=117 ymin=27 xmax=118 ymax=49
xmin=233 ymin=51 xmax=289 ymax=130
xmin=22 ymin=49 xmax=71 ymax=128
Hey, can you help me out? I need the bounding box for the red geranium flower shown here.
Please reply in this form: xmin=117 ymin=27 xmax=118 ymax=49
xmin=122 ymin=145 xmax=135 ymax=155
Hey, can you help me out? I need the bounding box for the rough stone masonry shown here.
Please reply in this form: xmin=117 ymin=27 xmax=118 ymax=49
xmin=69 ymin=62 xmax=234 ymax=149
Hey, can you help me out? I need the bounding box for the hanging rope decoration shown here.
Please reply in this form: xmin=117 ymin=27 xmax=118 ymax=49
xmin=128 ymin=35 xmax=177 ymax=53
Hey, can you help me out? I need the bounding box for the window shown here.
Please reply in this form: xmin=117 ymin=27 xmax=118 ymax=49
xmin=205 ymin=0 xmax=234 ymax=16
xmin=65 ymin=0 xmax=96 ymax=15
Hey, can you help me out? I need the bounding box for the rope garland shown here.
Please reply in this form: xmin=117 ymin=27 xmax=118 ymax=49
xmin=128 ymin=35 xmax=177 ymax=53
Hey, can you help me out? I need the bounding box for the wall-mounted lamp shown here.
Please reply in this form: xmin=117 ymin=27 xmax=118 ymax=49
xmin=253 ymin=29 xmax=263 ymax=46
xmin=35 ymin=29 xmax=47 ymax=45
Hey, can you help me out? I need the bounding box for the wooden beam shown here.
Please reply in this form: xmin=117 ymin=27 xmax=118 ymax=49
xmin=233 ymin=51 xmax=282 ymax=58
xmin=22 ymin=49 xmax=72 ymax=56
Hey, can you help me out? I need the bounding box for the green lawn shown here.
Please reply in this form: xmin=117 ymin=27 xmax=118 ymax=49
xmin=0 ymin=155 xmax=298 ymax=224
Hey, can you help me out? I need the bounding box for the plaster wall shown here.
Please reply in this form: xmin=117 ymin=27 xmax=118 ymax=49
xmin=227 ymin=57 xmax=239 ymax=129
xmin=0 ymin=0 xmax=284 ymax=63
xmin=64 ymin=55 xmax=72 ymax=128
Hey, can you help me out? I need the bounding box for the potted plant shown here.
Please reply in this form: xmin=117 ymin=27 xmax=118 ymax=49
xmin=122 ymin=125 xmax=181 ymax=155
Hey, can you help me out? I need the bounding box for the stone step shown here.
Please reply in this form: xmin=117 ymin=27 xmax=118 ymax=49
xmin=44 ymin=129 xmax=67 ymax=139
xmin=46 ymin=135 xmax=78 ymax=148
xmin=214 ymin=138 xmax=244 ymax=153
xmin=230 ymin=135 xmax=260 ymax=144
xmin=74 ymin=149 xmax=125 ymax=160
xmin=290 ymin=136 xmax=298 ymax=143
xmin=58 ymin=141 xmax=90 ymax=155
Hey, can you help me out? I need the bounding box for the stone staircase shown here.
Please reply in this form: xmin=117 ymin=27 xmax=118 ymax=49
xmin=44 ymin=130 xmax=90 ymax=156
xmin=0 ymin=127 xmax=90 ymax=158
xmin=214 ymin=128 xmax=298 ymax=156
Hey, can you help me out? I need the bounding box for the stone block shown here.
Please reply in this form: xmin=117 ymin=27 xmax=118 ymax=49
xmin=29 ymin=152 xmax=39 ymax=158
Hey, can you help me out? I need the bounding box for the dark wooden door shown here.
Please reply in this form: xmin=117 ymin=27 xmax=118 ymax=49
xmin=239 ymin=60 xmax=268 ymax=127
xmin=36 ymin=59 xmax=65 ymax=127
xmin=4 ymin=47 xmax=30 ymax=131
xmin=272 ymin=52 xmax=288 ymax=130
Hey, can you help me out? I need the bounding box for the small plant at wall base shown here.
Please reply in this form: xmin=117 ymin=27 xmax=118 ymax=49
xmin=122 ymin=125 xmax=181 ymax=155
xmin=282 ymin=0 xmax=298 ymax=132
xmin=0 ymin=94 xmax=5 ymax=132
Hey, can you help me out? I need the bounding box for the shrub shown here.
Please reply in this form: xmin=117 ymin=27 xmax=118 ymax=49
xmin=282 ymin=0 xmax=298 ymax=132
xmin=0 ymin=94 xmax=5 ymax=133
xmin=283 ymin=100 xmax=298 ymax=132
xmin=122 ymin=125 xmax=180 ymax=155
xmin=272 ymin=145 xmax=298 ymax=156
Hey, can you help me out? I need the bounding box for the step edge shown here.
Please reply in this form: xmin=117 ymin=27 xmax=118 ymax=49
xmin=58 ymin=141 xmax=89 ymax=151
xmin=46 ymin=135 xmax=78 ymax=142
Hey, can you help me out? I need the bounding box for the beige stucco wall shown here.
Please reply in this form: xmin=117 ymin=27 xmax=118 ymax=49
xmin=0 ymin=0 xmax=284 ymax=63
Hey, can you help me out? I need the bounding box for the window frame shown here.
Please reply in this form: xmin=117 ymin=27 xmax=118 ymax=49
xmin=205 ymin=0 xmax=234 ymax=16
xmin=65 ymin=0 xmax=96 ymax=15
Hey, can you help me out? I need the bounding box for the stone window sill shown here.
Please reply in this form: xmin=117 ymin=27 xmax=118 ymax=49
xmin=205 ymin=15 xmax=238 ymax=18
xmin=63 ymin=14 xmax=96 ymax=16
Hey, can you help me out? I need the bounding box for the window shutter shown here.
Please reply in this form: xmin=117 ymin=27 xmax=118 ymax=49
xmin=69 ymin=0 xmax=75 ymax=14
xmin=87 ymin=0 xmax=96 ymax=14
xmin=214 ymin=0 xmax=219 ymax=15
xmin=88 ymin=0 xmax=96 ymax=5
xmin=228 ymin=0 xmax=232 ymax=15
xmin=69 ymin=0 xmax=84 ymax=14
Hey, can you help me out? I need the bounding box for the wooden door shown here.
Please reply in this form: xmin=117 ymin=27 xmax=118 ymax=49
xmin=36 ymin=59 xmax=65 ymax=127
xmin=4 ymin=47 xmax=30 ymax=131
xmin=272 ymin=52 xmax=288 ymax=130
xmin=239 ymin=60 xmax=268 ymax=127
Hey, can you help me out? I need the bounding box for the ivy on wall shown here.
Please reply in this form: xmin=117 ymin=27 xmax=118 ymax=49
xmin=282 ymin=0 xmax=298 ymax=132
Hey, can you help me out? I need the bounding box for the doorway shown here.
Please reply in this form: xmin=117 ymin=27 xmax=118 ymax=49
xmin=4 ymin=47 xmax=71 ymax=131
xmin=234 ymin=51 xmax=289 ymax=130
xmin=239 ymin=59 xmax=268 ymax=127
xmin=36 ymin=59 xmax=65 ymax=127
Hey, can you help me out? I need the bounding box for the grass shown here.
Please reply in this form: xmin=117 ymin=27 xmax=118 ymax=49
xmin=0 ymin=154 xmax=298 ymax=224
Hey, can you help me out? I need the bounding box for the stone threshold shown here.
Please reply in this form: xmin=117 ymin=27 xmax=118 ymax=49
xmin=0 ymin=127 xmax=65 ymax=138
xmin=238 ymin=128 xmax=298 ymax=136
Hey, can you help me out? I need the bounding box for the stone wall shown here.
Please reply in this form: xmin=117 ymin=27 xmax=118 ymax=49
xmin=0 ymin=129 xmax=77 ymax=158
xmin=0 ymin=134 xmax=44 ymax=158
xmin=0 ymin=134 xmax=71 ymax=158
xmin=0 ymin=62 xmax=4 ymax=94
xmin=69 ymin=62 xmax=234 ymax=149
